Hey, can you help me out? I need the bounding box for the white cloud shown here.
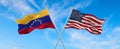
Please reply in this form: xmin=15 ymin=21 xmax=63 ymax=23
xmin=10 ymin=0 xmax=36 ymax=16
xmin=42 ymin=0 xmax=47 ymax=7
xmin=28 ymin=0 xmax=41 ymax=10
xmin=69 ymin=31 xmax=90 ymax=41
xmin=113 ymin=27 xmax=120 ymax=32
xmin=7 ymin=16 xmax=16 ymax=21
xmin=65 ymin=29 xmax=120 ymax=49
xmin=0 ymin=13 xmax=16 ymax=21
xmin=12 ymin=47 xmax=17 ymax=49
xmin=0 ymin=0 xmax=36 ymax=21
xmin=0 ymin=0 xmax=9 ymax=6
xmin=49 ymin=0 xmax=93 ymax=17
xmin=68 ymin=0 xmax=93 ymax=9
xmin=1 ymin=0 xmax=35 ymax=14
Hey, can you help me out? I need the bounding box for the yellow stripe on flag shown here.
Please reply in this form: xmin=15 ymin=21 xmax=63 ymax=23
xmin=15 ymin=9 xmax=49 ymax=24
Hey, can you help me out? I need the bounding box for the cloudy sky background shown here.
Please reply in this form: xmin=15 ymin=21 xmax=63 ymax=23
xmin=0 ymin=0 xmax=120 ymax=49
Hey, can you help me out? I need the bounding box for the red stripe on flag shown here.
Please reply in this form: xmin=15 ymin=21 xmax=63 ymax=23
xmin=81 ymin=17 xmax=94 ymax=25
xmin=85 ymin=14 xmax=105 ymax=21
xmin=68 ymin=20 xmax=92 ymax=28
xmin=84 ymin=14 xmax=104 ymax=24
xmin=18 ymin=22 xmax=55 ymax=34
xmin=85 ymin=28 xmax=101 ymax=34
xmin=65 ymin=22 xmax=83 ymax=29
xmin=65 ymin=25 xmax=81 ymax=29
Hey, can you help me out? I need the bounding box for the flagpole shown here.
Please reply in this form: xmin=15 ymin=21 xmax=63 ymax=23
xmin=54 ymin=29 xmax=66 ymax=49
xmin=47 ymin=8 xmax=66 ymax=49
xmin=55 ymin=9 xmax=73 ymax=49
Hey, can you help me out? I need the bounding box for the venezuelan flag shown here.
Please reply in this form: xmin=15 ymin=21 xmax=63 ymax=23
xmin=16 ymin=9 xmax=55 ymax=34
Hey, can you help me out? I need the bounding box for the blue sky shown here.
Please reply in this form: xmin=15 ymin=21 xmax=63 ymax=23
xmin=0 ymin=0 xmax=120 ymax=49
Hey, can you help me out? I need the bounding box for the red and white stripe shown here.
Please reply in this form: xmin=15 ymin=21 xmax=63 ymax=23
xmin=65 ymin=14 xmax=105 ymax=34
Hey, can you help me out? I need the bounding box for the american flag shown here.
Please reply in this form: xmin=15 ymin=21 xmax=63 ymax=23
xmin=65 ymin=9 xmax=105 ymax=34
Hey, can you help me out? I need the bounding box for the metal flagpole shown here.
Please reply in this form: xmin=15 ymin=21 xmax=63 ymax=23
xmin=29 ymin=1 xmax=66 ymax=49
xmin=54 ymin=25 xmax=66 ymax=49
xmin=55 ymin=9 xmax=73 ymax=49
xmin=47 ymin=8 xmax=66 ymax=49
